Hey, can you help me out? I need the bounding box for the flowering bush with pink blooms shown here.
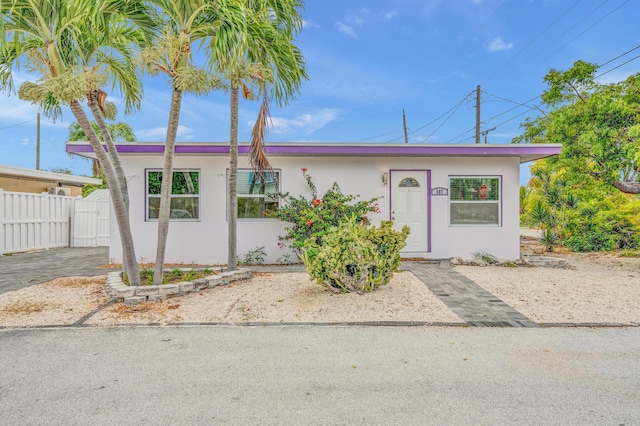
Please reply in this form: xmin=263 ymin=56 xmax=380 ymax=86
xmin=268 ymin=168 xmax=381 ymax=253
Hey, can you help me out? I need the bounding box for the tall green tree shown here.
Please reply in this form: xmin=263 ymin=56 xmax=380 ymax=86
xmin=0 ymin=0 xmax=152 ymax=286
xmin=139 ymin=0 xmax=237 ymax=284
xmin=515 ymin=60 xmax=640 ymax=194
xmin=210 ymin=0 xmax=308 ymax=270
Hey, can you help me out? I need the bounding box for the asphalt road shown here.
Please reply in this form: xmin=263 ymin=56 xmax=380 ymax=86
xmin=1 ymin=326 xmax=638 ymax=425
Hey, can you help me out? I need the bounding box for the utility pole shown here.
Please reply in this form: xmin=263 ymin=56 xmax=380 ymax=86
xmin=36 ymin=112 xmax=41 ymax=170
xmin=402 ymin=109 xmax=409 ymax=144
xmin=475 ymin=85 xmax=481 ymax=144
xmin=482 ymin=126 xmax=496 ymax=144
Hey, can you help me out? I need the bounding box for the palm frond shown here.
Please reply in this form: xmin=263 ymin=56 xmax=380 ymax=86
xmin=249 ymin=90 xmax=273 ymax=178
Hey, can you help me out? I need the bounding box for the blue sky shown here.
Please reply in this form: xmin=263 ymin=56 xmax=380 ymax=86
xmin=1 ymin=0 xmax=639 ymax=185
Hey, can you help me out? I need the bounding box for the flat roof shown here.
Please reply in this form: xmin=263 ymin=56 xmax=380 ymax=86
xmin=0 ymin=164 xmax=102 ymax=186
xmin=66 ymin=142 xmax=561 ymax=164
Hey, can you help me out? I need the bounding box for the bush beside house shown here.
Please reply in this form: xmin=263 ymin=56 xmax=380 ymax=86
xmin=270 ymin=169 xmax=409 ymax=293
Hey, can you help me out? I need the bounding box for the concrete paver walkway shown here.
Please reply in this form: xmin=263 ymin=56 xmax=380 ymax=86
xmin=403 ymin=261 xmax=539 ymax=327
xmin=0 ymin=247 xmax=111 ymax=295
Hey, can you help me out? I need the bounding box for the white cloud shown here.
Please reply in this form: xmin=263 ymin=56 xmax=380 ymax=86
xmin=0 ymin=94 xmax=39 ymax=121
xmin=265 ymin=109 xmax=340 ymax=135
xmin=20 ymin=138 xmax=30 ymax=146
xmin=485 ymin=36 xmax=514 ymax=52
xmin=302 ymin=20 xmax=320 ymax=29
xmin=383 ymin=10 xmax=398 ymax=21
xmin=349 ymin=16 xmax=365 ymax=26
xmin=136 ymin=125 xmax=195 ymax=141
xmin=348 ymin=8 xmax=369 ymax=25
xmin=335 ymin=22 xmax=357 ymax=38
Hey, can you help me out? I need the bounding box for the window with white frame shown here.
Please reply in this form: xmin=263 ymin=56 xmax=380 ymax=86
xmin=236 ymin=170 xmax=280 ymax=219
xmin=147 ymin=170 xmax=200 ymax=221
xmin=449 ymin=176 xmax=501 ymax=226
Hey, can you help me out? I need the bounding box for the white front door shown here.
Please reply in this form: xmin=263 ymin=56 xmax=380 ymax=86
xmin=391 ymin=170 xmax=429 ymax=253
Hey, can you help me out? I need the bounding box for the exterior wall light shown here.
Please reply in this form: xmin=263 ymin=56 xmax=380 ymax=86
xmin=382 ymin=172 xmax=389 ymax=185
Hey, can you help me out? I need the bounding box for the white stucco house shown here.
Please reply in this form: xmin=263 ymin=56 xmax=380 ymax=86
xmin=66 ymin=142 xmax=560 ymax=264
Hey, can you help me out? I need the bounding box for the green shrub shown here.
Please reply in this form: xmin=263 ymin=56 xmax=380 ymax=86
xmin=237 ymin=246 xmax=267 ymax=265
xmin=124 ymin=268 xmax=214 ymax=286
xmin=268 ymin=168 xmax=380 ymax=253
xmin=300 ymin=220 xmax=410 ymax=294
xmin=565 ymin=199 xmax=640 ymax=252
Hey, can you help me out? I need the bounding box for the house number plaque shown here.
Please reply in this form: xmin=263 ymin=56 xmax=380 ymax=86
xmin=431 ymin=187 xmax=448 ymax=196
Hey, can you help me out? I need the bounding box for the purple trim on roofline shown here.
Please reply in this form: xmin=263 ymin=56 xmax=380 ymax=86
xmin=66 ymin=142 xmax=561 ymax=157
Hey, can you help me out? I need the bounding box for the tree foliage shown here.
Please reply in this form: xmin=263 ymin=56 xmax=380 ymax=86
xmin=268 ymin=168 xmax=381 ymax=253
xmin=1 ymin=0 xmax=146 ymax=285
xmin=515 ymin=60 xmax=640 ymax=194
xmin=516 ymin=60 xmax=640 ymax=252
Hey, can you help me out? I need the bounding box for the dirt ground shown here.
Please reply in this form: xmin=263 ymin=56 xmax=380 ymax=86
xmin=1 ymin=237 xmax=638 ymax=327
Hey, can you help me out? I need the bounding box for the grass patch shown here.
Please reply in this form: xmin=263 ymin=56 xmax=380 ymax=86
xmin=472 ymin=249 xmax=498 ymax=264
xmin=123 ymin=268 xmax=215 ymax=286
xmin=619 ymin=249 xmax=640 ymax=258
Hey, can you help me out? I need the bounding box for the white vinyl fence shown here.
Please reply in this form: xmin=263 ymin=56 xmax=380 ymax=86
xmin=0 ymin=189 xmax=110 ymax=256
xmin=71 ymin=189 xmax=110 ymax=247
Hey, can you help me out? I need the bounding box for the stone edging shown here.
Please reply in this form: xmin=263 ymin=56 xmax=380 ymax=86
xmin=105 ymin=268 xmax=252 ymax=305
xmin=449 ymin=255 xmax=571 ymax=269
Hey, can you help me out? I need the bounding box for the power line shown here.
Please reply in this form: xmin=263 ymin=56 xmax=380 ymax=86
xmin=407 ymin=91 xmax=474 ymax=136
xmin=464 ymin=0 xmax=508 ymax=46
xmin=358 ymin=128 xmax=404 ymax=142
xmin=454 ymin=135 xmax=476 ymax=144
xmin=449 ymin=125 xmax=477 ymax=143
xmin=598 ymin=44 xmax=640 ymax=68
xmin=425 ymin=98 xmax=468 ymax=142
xmin=0 ymin=117 xmax=37 ymax=131
xmin=480 ymin=40 xmax=638 ymax=131
xmin=495 ymin=0 xmax=611 ymax=90
xmin=494 ymin=109 xmax=533 ymax=128
xmin=355 ymin=38 xmax=638 ymax=146
xmin=386 ymin=90 xmax=474 ymax=142
xmin=596 ymin=53 xmax=640 ymax=78
xmin=538 ymin=0 xmax=630 ymax=65
xmin=483 ymin=0 xmax=585 ymax=85
xmin=482 ymin=91 xmax=541 ymax=110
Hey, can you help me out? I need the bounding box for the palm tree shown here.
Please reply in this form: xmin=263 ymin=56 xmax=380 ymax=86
xmin=209 ymin=0 xmax=308 ymax=270
xmin=140 ymin=0 xmax=241 ymax=285
xmin=0 ymin=0 xmax=152 ymax=286
xmin=68 ymin=121 xmax=136 ymax=177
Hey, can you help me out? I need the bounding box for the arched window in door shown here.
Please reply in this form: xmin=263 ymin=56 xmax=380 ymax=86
xmin=398 ymin=177 xmax=420 ymax=188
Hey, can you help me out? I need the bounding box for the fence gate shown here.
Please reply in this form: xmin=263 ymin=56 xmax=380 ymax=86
xmin=71 ymin=189 xmax=110 ymax=247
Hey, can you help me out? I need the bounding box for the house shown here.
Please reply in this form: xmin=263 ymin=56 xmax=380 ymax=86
xmin=66 ymin=142 xmax=561 ymax=264
xmin=0 ymin=164 xmax=101 ymax=197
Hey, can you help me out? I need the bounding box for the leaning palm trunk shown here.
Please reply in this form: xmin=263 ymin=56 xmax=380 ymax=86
xmin=87 ymin=89 xmax=129 ymax=210
xmin=69 ymin=100 xmax=141 ymax=286
xmin=227 ymin=86 xmax=239 ymax=271
xmin=153 ymin=87 xmax=183 ymax=285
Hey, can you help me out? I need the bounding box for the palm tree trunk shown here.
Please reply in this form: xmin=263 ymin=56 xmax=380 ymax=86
xmin=183 ymin=171 xmax=195 ymax=194
xmin=154 ymin=87 xmax=183 ymax=285
xmin=69 ymin=100 xmax=141 ymax=286
xmin=88 ymin=90 xmax=130 ymax=211
xmin=228 ymin=86 xmax=239 ymax=271
xmin=244 ymin=173 xmax=258 ymax=217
